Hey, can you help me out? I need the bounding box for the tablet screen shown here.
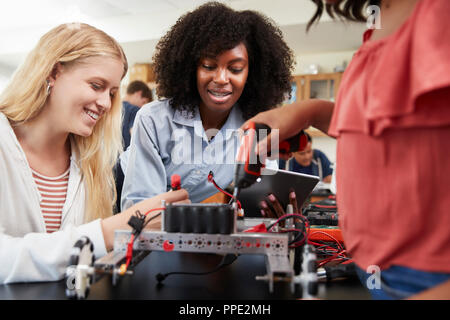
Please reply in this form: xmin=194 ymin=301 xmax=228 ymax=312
xmin=238 ymin=168 xmax=319 ymax=217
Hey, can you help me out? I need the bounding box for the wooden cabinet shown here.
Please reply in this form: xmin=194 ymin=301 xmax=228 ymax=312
xmin=285 ymin=72 xmax=343 ymax=137
xmin=127 ymin=63 xmax=158 ymax=99
xmin=292 ymin=72 xmax=342 ymax=102
xmin=129 ymin=63 xmax=155 ymax=83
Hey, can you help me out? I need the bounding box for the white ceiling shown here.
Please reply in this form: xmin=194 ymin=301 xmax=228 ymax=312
xmin=0 ymin=0 xmax=366 ymax=74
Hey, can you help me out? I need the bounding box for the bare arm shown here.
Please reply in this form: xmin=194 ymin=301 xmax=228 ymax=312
xmin=241 ymin=99 xmax=335 ymax=151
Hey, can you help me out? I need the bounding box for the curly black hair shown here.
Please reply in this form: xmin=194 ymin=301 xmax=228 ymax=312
xmin=307 ymin=0 xmax=381 ymax=31
xmin=152 ymin=1 xmax=294 ymax=120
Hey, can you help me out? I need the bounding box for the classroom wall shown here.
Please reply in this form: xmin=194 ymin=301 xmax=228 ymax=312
xmin=312 ymin=136 xmax=336 ymax=164
xmin=294 ymin=50 xmax=355 ymax=75
xmin=0 ymin=64 xmax=14 ymax=93
xmin=0 ymin=76 xmax=9 ymax=93
xmin=289 ymin=50 xmax=358 ymax=165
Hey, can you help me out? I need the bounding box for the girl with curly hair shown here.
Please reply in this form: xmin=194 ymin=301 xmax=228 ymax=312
xmin=244 ymin=0 xmax=450 ymax=299
xmin=0 ymin=23 xmax=188 ymax=284
xmin=120 ymin=2 xmax=294 ymax=207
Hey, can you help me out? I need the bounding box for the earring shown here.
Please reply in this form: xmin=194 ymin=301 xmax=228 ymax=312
xmin=46 ymin=80 xmax=52 ymax=95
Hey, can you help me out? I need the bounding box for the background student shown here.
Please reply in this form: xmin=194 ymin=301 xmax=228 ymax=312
xmin=115 ymin=80 xmax=153 ymax=211
xmin=121 ymin=80 xmax=152 ymax=151
xmin=280 ymin=132 xmax=333 ymax=182
xmin=0 ymin=23 xmax=188 ymax=284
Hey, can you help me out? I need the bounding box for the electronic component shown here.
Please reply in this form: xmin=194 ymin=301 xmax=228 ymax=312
xmin=65 ymin=202 xmax=319 ymax=299
xmin=64 ymin=125 xmax=318 ymax=299
xmin=163 ymin=203 xmax=234 ymax=234
xmin=304 ymin=211 xmax=338 ymax=226
xmin=303 ymin=198 xmax=338 ymax=226
xmin=317 ymin=262 xmax=357 ymax=282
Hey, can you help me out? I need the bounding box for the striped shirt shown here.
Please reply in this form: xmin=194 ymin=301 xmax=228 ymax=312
xmin=31 ymin=168 xmax=70 ymax=233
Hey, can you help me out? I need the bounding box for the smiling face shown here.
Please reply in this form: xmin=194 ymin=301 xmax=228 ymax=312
xmin=196 ymin=42 xmax=249 ymax=119
xmin=47 ymin=56 xmax=124 ymax=137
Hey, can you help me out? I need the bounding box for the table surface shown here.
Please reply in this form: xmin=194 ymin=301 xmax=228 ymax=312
xmin=0 ymin=251 xmax=371 ymax=300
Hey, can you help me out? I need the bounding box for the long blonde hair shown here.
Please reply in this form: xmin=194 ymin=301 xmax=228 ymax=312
xmin=0 ymin=23 xmax=128 ymax=222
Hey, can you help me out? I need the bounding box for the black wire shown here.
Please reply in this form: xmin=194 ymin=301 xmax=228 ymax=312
xmin=156 ymin=254 xmax=238 ymax=283
xmin=128 ymin=211 xmax=162 ymax=248
xmin=268 ymin=214 xmax=309 ymax=246
xmin=267 ymin=214 xmax=308 ymax=231
xmin=143 ymin=211 xmax=161 ymax=228
xmin=312 ymin=240 xmax=350 ymax=266
xmin=291 ymin=219 xmax=308 ymax=245
xmin=314 ymin=241 xmax=343 ymax=252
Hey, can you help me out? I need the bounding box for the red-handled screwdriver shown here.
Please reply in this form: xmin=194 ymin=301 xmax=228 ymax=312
xmin=233 ymin=121 xmax=308 ymax=197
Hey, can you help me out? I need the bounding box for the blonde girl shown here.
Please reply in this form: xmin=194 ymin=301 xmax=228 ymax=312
xmin=0 ymin=23 xmax=188 ymax=284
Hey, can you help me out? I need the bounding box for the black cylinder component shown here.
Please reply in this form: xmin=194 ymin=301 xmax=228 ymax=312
xmin=179 ymin=206 xmax=191 ymax=233
xmin=164 ymin=203 xmax=234 ymax=234
xmin=204 ymin=206 xmax=217 ymax=234
xmin=191 ymin=206 xmax=202 ymax=233
xmin=218 ymin=206 xmax=233 ymax=234
xmin=324 ymin=262 xmax=358 ymax=281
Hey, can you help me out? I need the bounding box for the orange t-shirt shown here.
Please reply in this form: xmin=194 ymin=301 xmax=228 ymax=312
xmin=328 ymin=0 xmax=450 ymax=272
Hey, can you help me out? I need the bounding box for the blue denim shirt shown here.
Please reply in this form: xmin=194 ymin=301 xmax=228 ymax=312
xmin=120 ymin=99 xmax=251 ymax=209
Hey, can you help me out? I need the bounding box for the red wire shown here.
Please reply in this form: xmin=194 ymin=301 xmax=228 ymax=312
xmin=308 ymin=230 xmax=344 ymax=252
xmin=308 ymin=241 xmax=340 ymax=252
xmin=125 ymin=234 xmax=135 ymax=268
xmin=279 ymin=227 xmax=306 ymax=245
xmin=313 ymin=204 xmax=337 ymax=209
xmin=317 ymin=250 xmax=348 ymax=267
xmin=269 ymin=213 xmax=310 ymax=246
xmin=309 ymin=232 xmax=348 ymax=267
xmin=123 ymin=207 xmax=165 ymax=271
xmin=212 ymin=180 xmax=233 ymax=198
xmin=208 ymin=172 xmax=242 ymax=209
xmin=269 ymin=213 xmax=308 ymax=232
xmin=144 ymin=207 xmax=165 ymax=216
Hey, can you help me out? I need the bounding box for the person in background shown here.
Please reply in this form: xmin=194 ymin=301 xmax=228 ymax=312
xmin=114 ymin=80 xmax=153 ymax=211
xmin=0 ymin=23 xmax=188 ymax=284
xmin=120 ymin=1 xmax=294 ymax=208
xmin=243 ymin=0 xmax=450 ymax=299
xmin=121 ymin=80 xmax=152 ymax=150
xmin=280 ymin=132 xmax=333 ymax=182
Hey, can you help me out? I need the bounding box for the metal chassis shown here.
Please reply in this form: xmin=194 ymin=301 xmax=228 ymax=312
xmin=92 ymin=218 xmax=295 ymax=292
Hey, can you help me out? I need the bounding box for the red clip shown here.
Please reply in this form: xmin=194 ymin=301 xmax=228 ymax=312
xmin=207 ymin=171 xmax=214 ymax=183
xmin=171 ymin=174 xmax=181 ymax=190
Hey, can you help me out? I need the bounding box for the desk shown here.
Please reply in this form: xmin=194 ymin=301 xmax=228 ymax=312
xmin=309 ymin=189 xmax=334 ymax=204
xmin=0 ymin=251 xmax=370 ymax=300
xmin=309 ymin=196 xmax=329 ymax=203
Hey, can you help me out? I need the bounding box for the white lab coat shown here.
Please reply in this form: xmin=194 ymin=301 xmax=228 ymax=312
xmin=0 ymin=112 xmax=107 ymax=284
